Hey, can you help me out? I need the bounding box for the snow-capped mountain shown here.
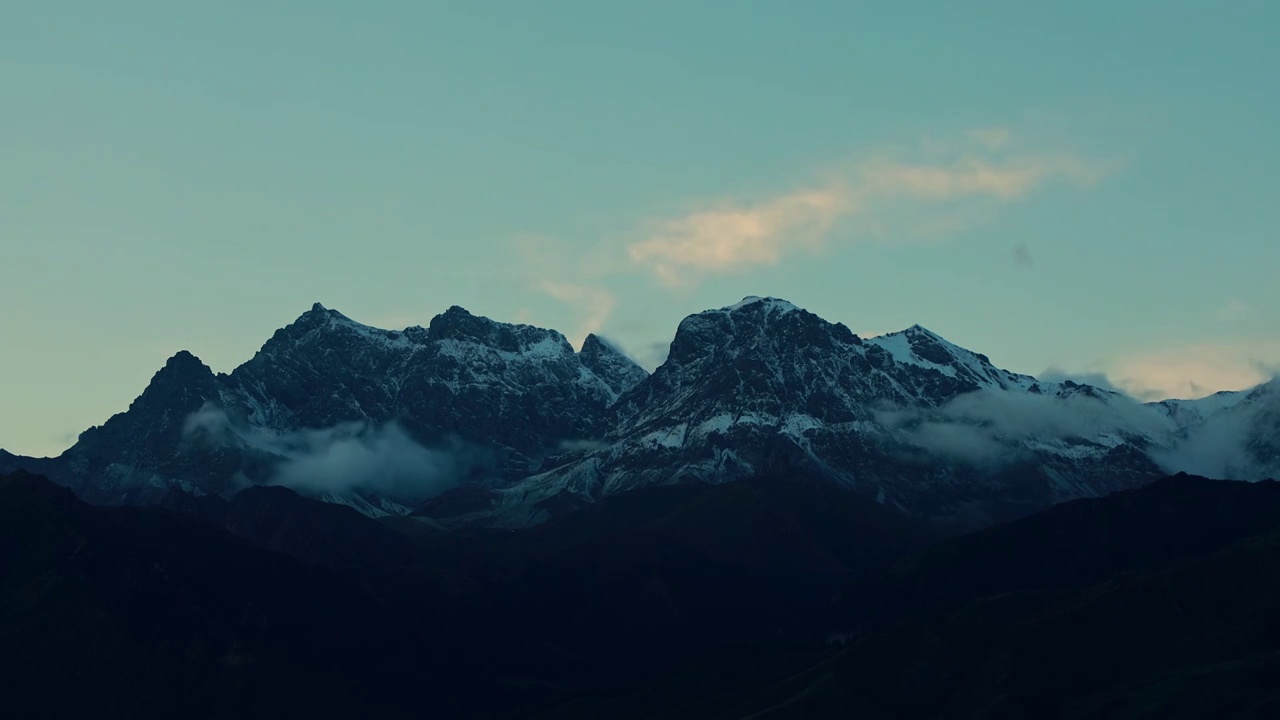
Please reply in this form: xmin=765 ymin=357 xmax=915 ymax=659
xmin=455 ymin=297 xmax=1182 ymax=527
xmin=17 ymin=303 xmax=646 ymax=512
xmin=1155 ymin=378 xmax=1280 ymax=480
xmin=3 ymin=296 xmax=1274 ymax=526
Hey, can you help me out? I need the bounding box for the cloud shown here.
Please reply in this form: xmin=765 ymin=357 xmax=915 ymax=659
xmin=183 ymin=405 xmax=479 ymax=504
xmin=899 ymin=420 xmax=1012 ymax=466
xmin=627 ymin=186 xmax=852 ymax=287
xmin=1013 ymin=241 xmax=1034 ymax=267
xmin=1151 ymin=381 xmax=1279 ymax=481
xmin=538 ymin=280 xmax=617 ymax=348
xmin=857 ymin=153 xmax=1106 ymax=200
xmin=937 ymin=389 xmax=1172 ymax=440
xmin=881 ymin=381 xmax=1280 ymax=481
xmin=881 ymin=387 xmax=1175 ymax=466
xmin=1153 ymin=407 xmax=1263 ymax=480
xmin=626 ymin=137 xmax=1111 ymax=286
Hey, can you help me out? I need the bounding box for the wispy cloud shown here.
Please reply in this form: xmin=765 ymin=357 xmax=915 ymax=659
xmin=626 ymin=135 xmax=1112 ymax=286
xmin=183 ymin=404 xmax=479 ymax=503
xmin=538 ymin=280 xmax=617 ymax=348
xmin=855 ymin=154 xmax=1096 ymax=200
xmin=505 ymin=235 xmax=620 ymax=346
xmin=627 ymin=186 xmax=852 ymax=287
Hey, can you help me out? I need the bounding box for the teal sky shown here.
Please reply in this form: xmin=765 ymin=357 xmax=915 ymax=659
xmin=3 ymin=1 xmax=1278 ymax=457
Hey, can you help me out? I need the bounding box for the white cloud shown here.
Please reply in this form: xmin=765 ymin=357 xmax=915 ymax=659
xmin=627 ymin=186 xmax=851 ymax=287
xmin=881 ymin=388 xmax=1176 ymax=466
xmin=182 ymin=405 xmax=473 ymax=503
xmin=626 ymin=136 xmax=1112 ymax=286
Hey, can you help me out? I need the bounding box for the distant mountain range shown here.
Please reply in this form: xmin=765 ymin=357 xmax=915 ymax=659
xmin=3 ymin=296 xmax=1276 ymax=529
xmin=6 ymin=296 xmax=1277 ymax=718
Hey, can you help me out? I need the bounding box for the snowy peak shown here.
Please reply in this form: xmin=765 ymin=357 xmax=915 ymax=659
xmin=492 ymin=300 xmax=1187 ymax=528
xmin=604 ymin=298 xmax=886 ymax=439
xmin=863 ymin=325 xmax=1037 ymax=395
xmin=289 ymin=302 xmax=348 ymax=332
xmin=722 ymin=296 xmax=802 ymax=315
xmin=427 ymin=306 xmax=574 ymax=356
xmin=259 ymin=302 xmax=419 ymax=357
xmin=30 ymin=293 xmax=1279 ymax=528
xmin=869 ymin=325 xmax=986 ymax=372
xmin=665 ymin=296 xmax=859 ymax=368
xmin=579 ymin=334 xmax=649 ymax=396
xmin=648 ymin=296 xmax=1045 ymax=418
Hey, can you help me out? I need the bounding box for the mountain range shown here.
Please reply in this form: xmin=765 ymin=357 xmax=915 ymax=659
xmin=3 ymin=296 xmax=1276 ymax=530
xmin=4 ymin=295 xmax=1280 ymax=717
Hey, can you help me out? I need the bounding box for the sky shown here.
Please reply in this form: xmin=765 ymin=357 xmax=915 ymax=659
xmin=2 ymin=0 xmax=1278 ymax=457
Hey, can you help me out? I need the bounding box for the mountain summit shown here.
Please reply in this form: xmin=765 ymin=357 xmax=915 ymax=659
xmin=3 ymin=296 xmax=1274 ymax=526
xmin=16 ymin=304 xmax=648 ymax=512
xmin=474 ymin=298 xmax=1180 ymax=527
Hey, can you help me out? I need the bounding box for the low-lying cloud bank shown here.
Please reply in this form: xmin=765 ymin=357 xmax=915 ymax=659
xmin=184 ymin=405 xmax=483 ymax=503
xmin=879 ymin=388 xmax=1175 ymax=466
xmin=882 ymin=382 xmax=1280 ymax=482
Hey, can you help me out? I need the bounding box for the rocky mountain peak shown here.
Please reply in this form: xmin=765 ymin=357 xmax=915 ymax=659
xmin=256 ymin=302 xmax=389 ymax=353
xmin=162 ymin=349 xmax=211 ymax=373
xmin=146 ymin=351 xmax=219 ymax=399
xmin=426 ymin=305 xmax=573 ymax=355
xmin=664 ymin=297 xmax=860 ymax=370
xmin=20 ymin=293 xmax=1280 ymax=529
xmin=723 ymin=295 xmax=802 ymax=315
xmin=294 ymin=301 xmax=343 ymax=328
xmin=578 ymin=334 xmax=649 ymax=396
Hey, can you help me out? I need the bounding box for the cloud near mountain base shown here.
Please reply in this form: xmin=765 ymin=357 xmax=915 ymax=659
xmin=183 ymin=404 xmax=480 ymax=503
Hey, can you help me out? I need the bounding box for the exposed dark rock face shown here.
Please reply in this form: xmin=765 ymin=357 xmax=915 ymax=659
xmin=479 ymin=298 xmax=1174 ymax=527
xmin=578 ymin=333 xmax=649 ymax=397
xmin=3 ymin=296 xmax=1273 ymax=525
xmin=10 ymin=304 xmax=648 ymax=513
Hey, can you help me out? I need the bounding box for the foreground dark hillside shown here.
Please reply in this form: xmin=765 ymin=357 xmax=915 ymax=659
xmin=541 ymin=475 xmax=1280 ymax=719
xmin=0 ymin=469 xmax=933 ymax=718
xmin=6 ymin=470 xmax=1280 ymax=718
xmin=0 ymin=471 xmax=479 ymax=719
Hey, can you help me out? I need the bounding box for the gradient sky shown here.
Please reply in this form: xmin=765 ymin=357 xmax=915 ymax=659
xmin=3 ymin=1 xmax=1278 ymax=457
